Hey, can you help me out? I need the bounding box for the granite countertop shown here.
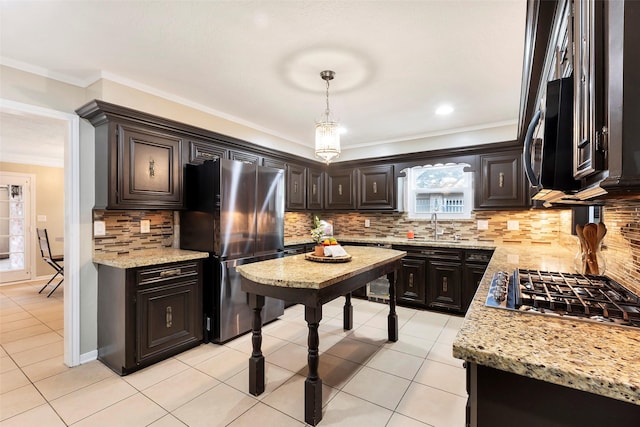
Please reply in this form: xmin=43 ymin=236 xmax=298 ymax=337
xmin=93 ymin=248 xmax=209 ymax=268
xmin=236 ymin=245 xmax=406 ymax=290
xmin=285 ymin=235 xmax=496 ymax=250
xmin=452 ymin=244 xmax=640 ymax=406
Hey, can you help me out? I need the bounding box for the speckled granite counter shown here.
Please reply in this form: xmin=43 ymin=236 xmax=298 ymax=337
xmin=453 ymin=244 xmax=640 ymax=406
xmin=93 ymin=248 xmax=209 ymax=268
xmin=237 ymin=245 xmax=405 ymax=289
xmin=285 ymin=235 xmax=496 ymax=250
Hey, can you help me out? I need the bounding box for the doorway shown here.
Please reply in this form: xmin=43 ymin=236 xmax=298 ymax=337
xmin=0 ymin=172 xmax=33 ymax=283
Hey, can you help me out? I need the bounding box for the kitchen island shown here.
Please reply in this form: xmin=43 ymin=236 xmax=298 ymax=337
xmin=453 ymin=245 xmax=640 ymax=426
xmin=236 ymin=245 xmax=406 ymax=426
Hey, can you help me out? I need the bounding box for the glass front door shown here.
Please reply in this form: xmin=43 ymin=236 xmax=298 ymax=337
xmin=0 ymin=173 xmax=31 ymax=283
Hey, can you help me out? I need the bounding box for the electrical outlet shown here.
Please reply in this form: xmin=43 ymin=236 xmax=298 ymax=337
xmin=364 ymin=219 xmax=370 ymax=228
xmin=140 ymin=220 xmax=151 ymax=233
xmin=507 ymin=220 xmax=519 ymax=231
xmin=477 ymin=220 xmax=489 ymax=230
xmin=94 ymin=221 xmax=106 ymax=237
xmin=507 ymin=254 xmax=520 ymax=264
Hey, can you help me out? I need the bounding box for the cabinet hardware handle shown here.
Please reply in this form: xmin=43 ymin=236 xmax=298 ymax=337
xmin=338 ymin=184 xmax=343 ymax=196
xmin=499 ymin=172 xmax=504 ymax=188
xmin=160 ymin=268 xmax=182 ymax=278
xmin=409 ymin=273 xmax=414 ymax=288
xmin=373 ymin=181 xmax=377 ymax=194
xmin=149 ymin=159 xmax=155 ymax=177
xmin=577 ymin=138 xmax=589 ymax=149
xmin=200 ymin=152 xmax=218 ymax=160
xmin=293 ymin=182 xmax=298 ymax=194
xmin=312 ymin=184 xmax=317 ymax=196
xmin=443 ymin=277 xmax=448 ymax=293
xmin=166 ymin=306 xmax=173 ymax=328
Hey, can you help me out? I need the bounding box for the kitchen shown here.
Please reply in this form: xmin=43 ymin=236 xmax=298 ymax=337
xmin=1 ymin=1 xmax=640 ymax=426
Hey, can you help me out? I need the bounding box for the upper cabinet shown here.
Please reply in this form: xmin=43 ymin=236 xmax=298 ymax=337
xmin=307 ymin=167 xmax=324 ymax=211
xmin=475 ymin=150 xmax=527 ymax=210
xmin=325 ymin=169 xmax=356 ymax=210
xmin=357 ymin=165 xmax=395 ymax=210
xmin=286 ymin=164 xmax=306 ymax=211
xmin=187 ymin=139 xmax=227 ymax=164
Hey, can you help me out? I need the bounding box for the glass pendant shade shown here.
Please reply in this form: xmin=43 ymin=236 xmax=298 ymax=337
xmin=314 ymin=70 xmax=341 ymax=164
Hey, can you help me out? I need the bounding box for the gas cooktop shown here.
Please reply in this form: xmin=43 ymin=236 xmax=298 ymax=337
xmin=486 ymin=269 xmax=640 ymax=328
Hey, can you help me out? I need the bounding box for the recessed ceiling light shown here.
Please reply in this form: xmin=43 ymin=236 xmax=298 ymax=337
xmin=436 ymin=105 xmax=454 ymax=115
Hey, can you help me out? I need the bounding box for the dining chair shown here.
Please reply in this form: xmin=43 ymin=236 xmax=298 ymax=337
xmin=36 ymin=228 xmax=64 ymax=297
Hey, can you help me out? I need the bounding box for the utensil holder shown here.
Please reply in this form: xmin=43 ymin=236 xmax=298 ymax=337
xmin=574 ymin=239 xmax=606 ymax=275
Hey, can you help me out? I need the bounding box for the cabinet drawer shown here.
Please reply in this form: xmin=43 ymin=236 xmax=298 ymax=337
xmin=416 ymin=249 xmax=462 ymax=260
xmin=136 ymin=262 xmax=199 ymax=286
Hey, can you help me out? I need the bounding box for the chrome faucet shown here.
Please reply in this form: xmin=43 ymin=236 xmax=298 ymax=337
xmin=431 ymin=210 xmax=440 ymax=240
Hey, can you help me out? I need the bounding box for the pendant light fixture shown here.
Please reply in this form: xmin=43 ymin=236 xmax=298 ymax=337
xmin=315 ymin=70 xmax=341 ymax=164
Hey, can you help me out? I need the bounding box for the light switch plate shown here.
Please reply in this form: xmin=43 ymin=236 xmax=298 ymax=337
xmin=140 ymin=220 xmax=151 ymax=233
xmin=477 ymin=220 xmax=489 ymax=230
xmin=37 ymin=215 xmax=47 ymax=222
xmin=94 ymin=221 xmax=106 ymax=237
xmin=364 ymin=219 xmax=370 ymax=227
xmin=507 ymin=220 xmax=519 ymax=231
xmin=507 ymin=254 xmax=520 ymax=264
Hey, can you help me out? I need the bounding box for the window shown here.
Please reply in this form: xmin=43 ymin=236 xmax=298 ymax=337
xmin=404 ymin=163 xmax=473 ymax=219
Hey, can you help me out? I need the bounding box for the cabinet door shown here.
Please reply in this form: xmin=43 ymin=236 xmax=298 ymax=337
xmin=137 ymin=280 xmax=200 ymax=363
xmin=463 ymin=263 xmax=488 ymax=312
xmin=397 ymin=256 xmax=427 ymax=307
xmin=326 ymin=169 xmax=356 ymax=210
xmin=476 ymin=152 xmax=527 ymax=209
xmin=118 ymin=123 xmax=183 ymax=209
xmin=187 ymin=139 xmax=227 ymax=164
xmin=573 ymin=0 xmax=605 ymax=179
xmin=286 ymin=164 xmax=306 ymax=210
xmin=230 ymin=150 xmax=260 ymax=164
xmin=307 ymin=168 xmax=324 ymax=210
xmin=427 ymin=259 xmax=462 ymax=312
xmin=357 ymin=165 xmax=395 ymax=210
xmin=263 ymin=157 xmax=286 ymax=170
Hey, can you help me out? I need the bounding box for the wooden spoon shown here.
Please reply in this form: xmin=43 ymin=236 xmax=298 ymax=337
xmin=575 ymin=224 xmax=587 ymax=273
xmin=596 ymin=222 xmax=607 ymax=248
xmin=582 ymin=223 xmax=599 ymax=274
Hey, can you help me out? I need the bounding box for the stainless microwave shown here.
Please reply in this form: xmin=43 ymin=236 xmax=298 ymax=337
xmin=523 ymin=76 xmax=582 ymax=203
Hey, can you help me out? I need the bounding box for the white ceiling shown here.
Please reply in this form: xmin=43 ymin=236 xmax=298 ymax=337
xmin=0 ymin=0 xmax=526 ymax=163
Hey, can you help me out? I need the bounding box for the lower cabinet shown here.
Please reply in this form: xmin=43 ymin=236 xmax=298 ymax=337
xmin=98 ymin=260 xmax=203 ymax=375
xmin=393 ymin=246 xmax=493 ymax=314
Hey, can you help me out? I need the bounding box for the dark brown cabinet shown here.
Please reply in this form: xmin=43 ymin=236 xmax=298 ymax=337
xmin=426 ymin=249 xmax=463 ymax=312
xmin=307 ymin=168 xmax=324 ymax=211
xmin=475 ymin=150 xmax=527 ymax=209
xmin=286 ymin=164 xmax=307 ymax=211
xmin=98 ymin=260 xmax=202 ymax=375
xmin=397 ymin=255 xmax=427 ymax=306
xmin=230 ymin=150 xmax=260 ymax=164
xmin=187 ymin=139 xmax=227 ymax=164
xmin=462 ymin=250 xmax=493 ymax=312
xmin=326 ymin=169 xmax=356 ymax=210
xmin=357 ymin=165 xmax=395 ymax=210
xmin=262 ymin=157 xmax=286 ymax=170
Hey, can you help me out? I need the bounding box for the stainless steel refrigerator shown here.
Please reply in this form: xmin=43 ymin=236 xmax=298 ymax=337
xmin=181 ymin=158 xmax=285 ymax=343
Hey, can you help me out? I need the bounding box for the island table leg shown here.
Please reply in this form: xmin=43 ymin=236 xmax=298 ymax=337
xmin=305 ymin=305 xmax=323 ymax=426
xmin=248 ymin=294 xmax=265 ymax=396
xmin=387 ymin=271 xmax=398 ymax=342
xmin=343 ymin=293 xmax=353 ymax=330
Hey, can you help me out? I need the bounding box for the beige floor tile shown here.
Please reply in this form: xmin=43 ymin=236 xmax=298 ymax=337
xmin=34 ymin=360 xmax=115 ymax=401
xmin=0 ymin=403 xmax=66 ymax=427
xmin=366 ymin=348 xmax=424 ymax=380
xmin=0 ymin=354 xmax=18 ymax=374
xmin=147 ymin=413 xmax=189 ymax=427
xmin=0 ymin=384 xmax=46 ymax=421
xmin=400 ymin=318 xmax=446 ymax=342
xmin=427 ymin=341 xmax=465 ymax=368
xmin=342 ymin=365 xmax=411 ymax=410
xmin=172 ymin=383 xmax=257 ymax=427
xmin=0 ymin=316 xmax=42 ymax=333
xmin=123 ymin=357 xmax=190 ymax=391
xmin=299 ymin=352 xmax=362 ymax=389
xmin=71 ymin=393 xmax=167 ymax=427
xmin=46 ymin=318 xmax=65 ymax=331
xmin=261 ymin=374 xmax=339 ymax=423
xmin=263 ymin=319 xmax=308 ymax=342
xmin=224 ymin=329 xmax=289 ymax=356
xmin=225 ymin=361 xmax=296 ymax=399
xmin=347 ymin=324 xmax=391 ymax=345
xmin=194 ymin=347 xmax=248 ymax=382
xmin=227 ymin=401 xmax=304 ymax=427
xmin=261 ymin=342 xmax=308 ymax=373
xmin=317 ymin=316 xmax=356 ymax=337
xmin=21 ymin=355 xmax=69 ymax=382
xmin=362 ymin=309 xmax=412 ymax=331
xmin=386 ymin=412 xmax=431 ymax=427
xmin=383 ymin=333 xmax=434 ymax=359
xmin=323 ymin=336 xmax=380 ymax=365
xmin=174 ymin=342 xmax=229 ymax=367
xmin=50 ymin=376 xmax=138 ymax=425
xmin=0 ymin=324 xmax=52 ymax=344
xmin=142 ymin=367 xmax=220 ymax=412
xmin=436 ymin=323 xmax=462 ymax=344
xmin=11 ymin=340 xmax=64 ymax=367
xmin=413 ymin=360 xmax=467 ymax=397
xmin=320 ymin=391 xmax=393 ymax=427
xmin=2 ymin=331 xmax=62 ymax=354
xmin=0 ymin=346 xmax=6 ymax=357
xmin=0 ymin=368 xmax=30 ymax=394
xmin=396 ymin=382 xmax=466 ymax=427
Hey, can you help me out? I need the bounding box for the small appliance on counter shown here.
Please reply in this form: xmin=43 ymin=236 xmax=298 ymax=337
xmin=181 ymin=158 xmax=285 ymax=343
xmin=486 ymin=269 xmax=640 ymax=328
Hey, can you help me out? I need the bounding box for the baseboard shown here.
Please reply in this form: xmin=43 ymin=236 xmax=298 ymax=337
xmin=80 ymin=350 xmax=98 ymax=365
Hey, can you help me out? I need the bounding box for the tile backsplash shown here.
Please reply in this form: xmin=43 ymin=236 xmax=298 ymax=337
xmin=93 ymin=210 xmax=174 ymax=254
